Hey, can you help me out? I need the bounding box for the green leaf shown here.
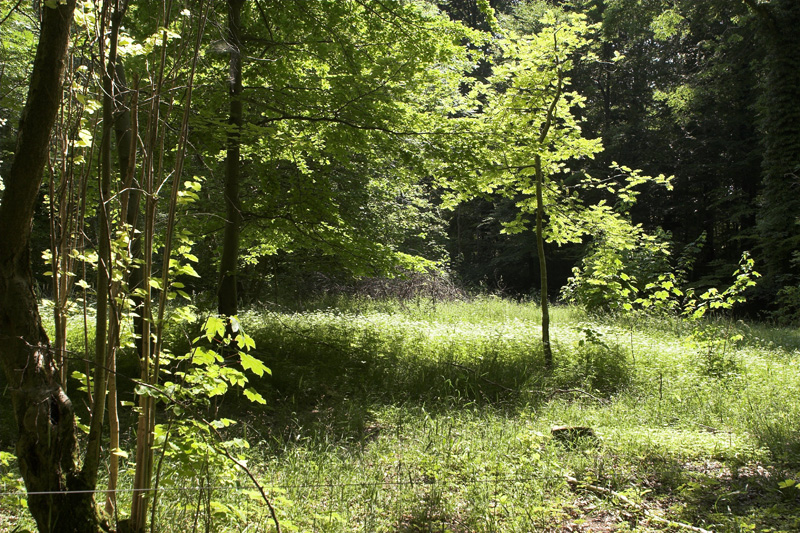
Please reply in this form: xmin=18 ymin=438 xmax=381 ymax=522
xmin=210 ymin=418 xmax=236 ymax=428
xmin=204 ymin=316 xmax=226 ymax=341
xmin=192 ymin=347 xmax=218 ymax=366
xmin=111 ymin=448 xmax=129 ymax=458
xmin=74 ymin=128 xmax=92 ymax=147
xmin=240 ymin=352 xmax=270 ymax=377
xmin=244 ymin=388 xmax=267 ymax=405
xmin=180 ymin=264 xmax=201 ymax=277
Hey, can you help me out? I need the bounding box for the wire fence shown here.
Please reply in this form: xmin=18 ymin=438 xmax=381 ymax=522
xmin=1 ymin=472 xmax=578 ymax=533
xmin=0 ymin=475 xmax=558 ymax=498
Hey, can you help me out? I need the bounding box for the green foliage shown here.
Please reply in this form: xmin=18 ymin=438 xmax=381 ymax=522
xmin=563 ymin=0 xmax=764 ymax=307
xmin=461 ymin=9 xmax=603 ymax=226
xmin=137 ymin=315 xmax=271 ymax=520
xmin=560 ymin=218 xmax=673 ymax=313
xmin=0 ymin=450 xmax=26 ymax=512
xmin=0 ymin=0 xmax=37 ymax=187
xmin=558 ymin=162 xmax=674 ymax=313
xmin=183 ymin=0 xmax=481 ymax=285
xmin=754 ymin=0 xmax=800 ymax=285
xmin=163 ymin=315 xmax=270 ymax=407
xmin=744 ymin=390 xmax=800 ymax=465
xmin=7 ymin=0 xmax=800 ymax=526
xmin=12 ymin=296 xmax=800 ymax=531
xmin=769 ymin=252 xmax=800 ymax=326
xmin=683 ymin=252 xmax=760 ymax=320
xmin=773 ymin=284 xmax=800 ymax=326
xmin=556 ymin=324 xmax=632 ymax=394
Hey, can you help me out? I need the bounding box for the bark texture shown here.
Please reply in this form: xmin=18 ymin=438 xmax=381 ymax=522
xmin=0 ymin=1 xmax=106 ymax=531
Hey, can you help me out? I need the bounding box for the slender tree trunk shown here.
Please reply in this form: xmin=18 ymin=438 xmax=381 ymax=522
xmin=107 ymin=60 xmax=137 ymax=517
xmin=104 ymin=1 xmax=131 ymax=515
xmin=218 ymin=0 xmax=245 ymax=317
xmin=48 ymin=81 xmax=80 ymax=391
xmin=128 ymin=6 xmax=207 ymax=529
xmin=83 ymin=0 xmax=117 ymax=490
xmin=130 ymin=28 xmax=170 ymax=533
xmin=534 ymin=154 xmax=552 ymax=368
xmin=0 ymin=1 xmax=106 ymax=531
xmin=533 ymin=64 xmax=563 ymax=369
xmin=113 ymin=63 xmax=150 ymax=365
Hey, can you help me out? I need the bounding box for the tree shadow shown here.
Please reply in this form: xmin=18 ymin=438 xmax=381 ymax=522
xmin=649 ymin=457 xmax=800 ymax=531
xmin=215 ymin=316 xmax=631 ymax=454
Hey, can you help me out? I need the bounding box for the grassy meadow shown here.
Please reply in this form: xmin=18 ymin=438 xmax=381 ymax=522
xmin=2 ymin=298 xmax=800 ymax=532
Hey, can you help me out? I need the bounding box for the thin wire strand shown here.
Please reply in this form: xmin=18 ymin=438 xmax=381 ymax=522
xmin=0 ymin=476 xmax=558 ymax=497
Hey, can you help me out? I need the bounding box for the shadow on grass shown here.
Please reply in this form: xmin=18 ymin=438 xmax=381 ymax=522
xmin=214 ymin=314 xmax=632 ymax=454
xmin=557 ymin=443 xmax=800 ymax=532
xmin=665 ymin=460 xmax=800 ymax=532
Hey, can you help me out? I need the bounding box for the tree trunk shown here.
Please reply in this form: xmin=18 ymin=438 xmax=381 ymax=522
xmin=0 ymin=1 xmax=106 ymax=531
xmin=534 ymin=154 xmax=552 ymax=368
xmin=218 ymin=0 xmax=245 ymax=317
xmin=83 ymin=0 xmax=117 ymax=490
xmin=533 ymin=66 xmax=563 ymax=369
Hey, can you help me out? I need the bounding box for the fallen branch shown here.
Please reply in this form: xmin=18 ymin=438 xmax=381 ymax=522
xmin=565 ymin=475 xmax=713 ymax=533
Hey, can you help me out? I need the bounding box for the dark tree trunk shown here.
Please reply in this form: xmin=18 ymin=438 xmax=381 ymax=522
xmin=0 ymin=1 xmax=106 ymax=531
xmin=113 ymin=63 xmax=147 ymax=359
xmin=218 ymin=0 xmax=245 ymax=317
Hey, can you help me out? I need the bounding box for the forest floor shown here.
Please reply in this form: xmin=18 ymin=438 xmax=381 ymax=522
xmin=2 ymin=298 xmax=800 ymax=532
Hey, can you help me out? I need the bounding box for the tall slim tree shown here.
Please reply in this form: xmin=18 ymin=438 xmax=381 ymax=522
xmin=218 ymin=0 xmax=245 ymax=317
xmin=465 ymin=11 xmax=602 ymax=366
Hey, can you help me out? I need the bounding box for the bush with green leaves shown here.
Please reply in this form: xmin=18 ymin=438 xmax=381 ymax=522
xmin=137 ymin=315 xmax=273 ymax=523
xmin=768 ymin=251 xmax=800 ymax=326
xmin=560 ymin=221 xmax=672 ymax=313
xmin=0 ymin=451 xmax=25 ymax=513
xmin=553 ymin=324 xmax=632 ymax=394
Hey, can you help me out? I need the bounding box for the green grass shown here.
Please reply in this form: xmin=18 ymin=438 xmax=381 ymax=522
xmin=2 ymin=298 xmax=800 ymax=532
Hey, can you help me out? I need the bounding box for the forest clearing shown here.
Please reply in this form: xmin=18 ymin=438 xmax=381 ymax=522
xmin=1 ymin=0 xmax=799 ymax=531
